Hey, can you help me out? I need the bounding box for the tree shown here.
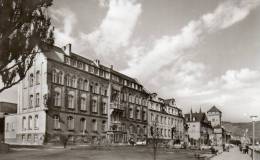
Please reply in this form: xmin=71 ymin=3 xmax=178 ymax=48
xmin=0 ymin=0 xmax=54 ymax=92
xmin=150 ymin=119 xmax=160 ymax=160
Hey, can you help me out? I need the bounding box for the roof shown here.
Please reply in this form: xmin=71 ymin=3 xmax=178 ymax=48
xmin=207 ymin=106 xmax=222 ymax=113
xmin=184 ymin=112 xmax=208 ymax=123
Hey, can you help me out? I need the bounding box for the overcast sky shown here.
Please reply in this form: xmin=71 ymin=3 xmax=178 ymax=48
xmin=1 ymin=0 xmax=260 ymax=122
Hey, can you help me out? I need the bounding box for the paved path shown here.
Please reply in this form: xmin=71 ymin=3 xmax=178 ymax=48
xmin=211 ymin=147 xmax=251 ymax=160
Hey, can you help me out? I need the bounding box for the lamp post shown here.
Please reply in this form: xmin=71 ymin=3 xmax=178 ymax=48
xmin=250 ymin=115 xmax=258 ymax=160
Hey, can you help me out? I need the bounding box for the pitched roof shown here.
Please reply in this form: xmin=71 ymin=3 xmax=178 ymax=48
xmin=207 ymin=106 xmax=222 ymax=113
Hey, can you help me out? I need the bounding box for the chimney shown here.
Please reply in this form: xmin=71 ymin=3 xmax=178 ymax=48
xmin=110 ymin=65 xmax=113 ymax=70
xmin=63 ymin=43 xmax=71 ymax=55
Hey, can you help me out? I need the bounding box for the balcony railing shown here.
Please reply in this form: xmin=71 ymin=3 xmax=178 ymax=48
xmin=110 ymin=103 xmax=124 ymax=110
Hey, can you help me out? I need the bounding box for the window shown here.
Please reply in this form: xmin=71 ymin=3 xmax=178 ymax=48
xmin=66 ymin=75 xmax=71 ymax=86
xmin=80 ymin=118 xmax=87 ymax=134
xmin=101 ymin=120 xmax=106 ymax=132
xmin=89 ymin=83 xmax=93 ymax=93
xmin=68 ymin=94 xmax=74 ymax=109
xmin=92 ymin=119 xmax=97 ymax=131
xmin=28 ymin=116 xmax=33 ymax=130
xmin=53 ymin=115 xmax=60 ymax=129
xmin=57 ymin=71 xmax=63 ymax=84
xmin=83 ymin=80 xmax=88 ymax=91
xmin=71 ymin=76 xmax=76 ymax=88
xmin=91 ymin=99 xmax=97 ymax=113
xmin=54 ymin=91 xmax=61 ymax=106
xmin=34 ymin=115 xmax=39 ymax=129
xmin=143 ymin=109 xmax=147 ymax=121
xmin=36 ymin=71 xmax=40 ymax=84
xmin=94 ymin=83 xmax=99 ymax=94
xmin=29 ymin=73 xmax=34 ymax=86
xmin=136 ymin=108 xmax=140 ymax=119
xmin=151 ymin=113 xmax=154 ymax=122
xmin=78 ymin=78 xmax=83 ymax=90
xmin=29 ymin=95 xmax=33 ymax=108
xmin=67 ymin=116 xmax=74 ymax=130
xmin=102 ymin=101 xmax=107 ymax=114
xmin=65 ymin=57 xmax=70 ymax=65
xmin=36 ymin=93 xmax=40 ymax=107
xmin=80 ymin=97 xmax=86 ymax=111
xmin=78 ymin=61 xmax=83 ymax=69
xmin=22 ymin=117 xmax=26 ymax=130
xmin=52 ymin=70 xmax=57 ymax=83
xmin=129 ymin=106 xmax=133 ymax=118
xmin=144 ymin=126 xmax=147 ymax=135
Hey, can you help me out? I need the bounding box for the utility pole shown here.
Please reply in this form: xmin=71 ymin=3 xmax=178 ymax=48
xmin=250 ymin=115 xmax=258 ymax=160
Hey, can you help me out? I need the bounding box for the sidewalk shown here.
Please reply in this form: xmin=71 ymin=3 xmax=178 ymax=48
xmin=211 ymin=147 xmax=251 ymax=160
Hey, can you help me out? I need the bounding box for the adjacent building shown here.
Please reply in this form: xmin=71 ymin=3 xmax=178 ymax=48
xmin=184 ymin=109 xmax=213 ymax=146
xmin=207 ymin=106 xmax=230 ymax=146
xmin=147 ymin=93 xmax=184 ymax=144
xmin=0 ymin=102 xmax=17 ymax=142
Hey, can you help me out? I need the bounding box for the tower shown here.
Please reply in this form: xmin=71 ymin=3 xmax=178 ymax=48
xmin=207 ymin=106 xmax=222 ymax=127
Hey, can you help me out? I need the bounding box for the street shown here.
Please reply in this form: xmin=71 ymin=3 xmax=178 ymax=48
xmin=0 ymin=146 xmax=207 ymax=160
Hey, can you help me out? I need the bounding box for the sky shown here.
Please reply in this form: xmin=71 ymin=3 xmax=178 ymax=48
xmin=0 ymin=0 xmax=260 ymax=122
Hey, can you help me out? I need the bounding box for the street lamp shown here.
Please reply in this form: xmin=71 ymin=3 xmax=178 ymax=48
xmin=250 ymin=115 xmax=258 ymax=160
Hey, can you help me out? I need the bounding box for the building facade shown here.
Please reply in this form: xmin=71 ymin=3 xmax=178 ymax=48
xmin=207 ymin=106 xmax=229 ymax=146
xmin=147 ymin=93 xmax=184 ymax=144
xmin=5 ymin=44 xmax=150 ymax=145
xmin=185 ymin=110 xmax=213 ymax=146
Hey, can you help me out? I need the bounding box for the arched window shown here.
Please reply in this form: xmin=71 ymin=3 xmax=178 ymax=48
xmin=80 ymin=118 xmax=87 ymax=134
xmin=53 ymin=115 xmax=60 ymax=129
xmin=71 ymin=76 xmax=76 ymax=88
xmin=83 ymin=80 xmax=88 ymax=91
xmin=34 ymin=115 xmax=39 ymax=129
xmin=91 ymin=97 xmax=97 ymax=113
xmin=78 ymin=78 xmax=83 ymax=90
xmin=101 ymin=120 xmax=106 ymax=132
xmin=92 ymin=119 xmax=97 ymax=131
xmin=95 ymin=83 xmax=99 ymax=94
xmin=54 ymin=91 xmax=61 ymax=106
xmin=29 ymin=73 xmax=34 ymax=86
xmin=52 ymin=70 xmax=57 ymax=83
xmin=68 ymin=94 xmax=75 ymax=109
xmin=67 ymin=116 xmax=74 ymax=130
xmin=28 ymin=116 xmax=33 ymax=130
xmin=36 ymin=71 xmax=40 ymax=84
xmin=35 ymin=93 xmax=40 ymax=107
xmin=57 ymin=71 xmax=63 ymax=84
xmin=80 ymin=95 xmax=86 ymax=111
xmin=22 ymin=117 xmax=26 ymax=130
xmin=66 ymin=74 xmax=71 ymax=86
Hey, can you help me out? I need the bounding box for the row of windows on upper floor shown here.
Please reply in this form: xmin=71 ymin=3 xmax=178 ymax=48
xmin=150 ymin=113 xmax=183 ymax=127
xmin=149 ymin=102 xmax=181 ymax=116
xmin=53 ymin=115 xmax=106 ymax=133
xmin=64 ymin=57 xmax=143 ymax=92
xmin=53 ymin=91 xmax=108 ymax=115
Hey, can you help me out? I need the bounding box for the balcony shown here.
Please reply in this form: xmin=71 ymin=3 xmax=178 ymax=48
xmin=110 ymin=103 xmax=124 ymax=111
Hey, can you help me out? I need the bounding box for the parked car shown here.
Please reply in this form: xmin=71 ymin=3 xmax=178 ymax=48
xmin=200 ymin=145 xmax=211 ymax=150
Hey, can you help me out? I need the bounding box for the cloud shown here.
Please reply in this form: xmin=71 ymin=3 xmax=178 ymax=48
xmin=81 ymin=0 xmax=142 ymax=55
xmin=123 ymin=0 xmax=260 ymax=81
xmin=50 ymin=8 xmax=77 ymax=47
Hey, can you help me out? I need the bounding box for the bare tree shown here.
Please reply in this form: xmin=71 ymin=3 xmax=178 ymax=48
xmin=0 ymin=0 xmax=54 ymax=92
xmin=150 ymin=119 xmax=160 ymax=160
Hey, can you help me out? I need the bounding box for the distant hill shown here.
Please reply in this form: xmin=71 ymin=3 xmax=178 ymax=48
xmin=223 ymin=121 xmax=260 ymax=140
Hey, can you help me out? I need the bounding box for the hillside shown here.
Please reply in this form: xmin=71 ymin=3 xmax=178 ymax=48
xmin=223 ymin=121 xmax=260 ymax=140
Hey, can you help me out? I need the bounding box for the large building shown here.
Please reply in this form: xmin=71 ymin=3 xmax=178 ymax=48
xmin=147 ymin=93 xmax=184 ymax=144
xmin=5 ymin=44 xmax=150 ymax=145
xmin=0 ymin=102 xmax=17 ymax=142
xmin=184 ymin=109 xmax=213 ymax=146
